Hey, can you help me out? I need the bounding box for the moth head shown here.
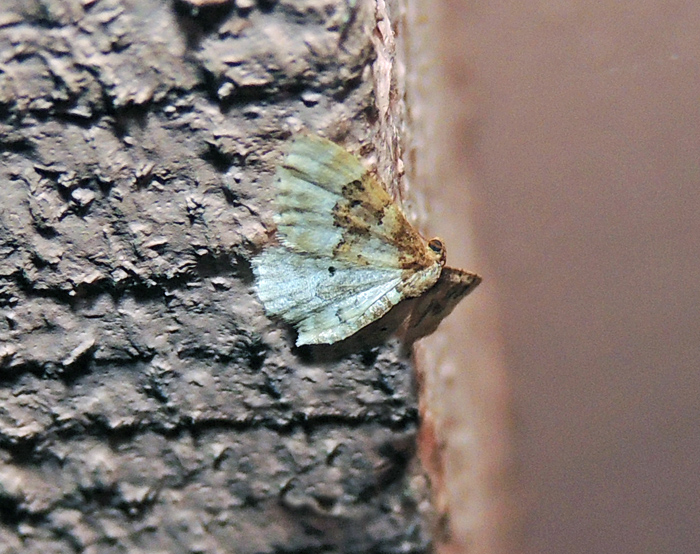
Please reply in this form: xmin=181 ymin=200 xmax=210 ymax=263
xmin=428 ymin=237 xmax=447 ymax=266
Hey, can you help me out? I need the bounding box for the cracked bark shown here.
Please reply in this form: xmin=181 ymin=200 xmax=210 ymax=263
xmin=0 ymin=0 xmax=441 ymax=553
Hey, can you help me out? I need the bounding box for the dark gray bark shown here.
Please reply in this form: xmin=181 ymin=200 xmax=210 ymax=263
xmin=0 ymin=0 xmax=433 ymax=552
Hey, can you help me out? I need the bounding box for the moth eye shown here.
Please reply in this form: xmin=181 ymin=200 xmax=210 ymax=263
xmin=428 ymin=239 xmax=444 ymax=254
xmin=328 ymin=266 xmax=336 ymax=275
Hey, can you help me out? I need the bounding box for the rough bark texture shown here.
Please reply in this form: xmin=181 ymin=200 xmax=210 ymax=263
xmin=0 ymin=1 xmax=433 ymax=552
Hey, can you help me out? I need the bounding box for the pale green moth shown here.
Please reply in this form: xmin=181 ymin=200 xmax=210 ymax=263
xmin=253 ymin=134 xmax=480 ymax=346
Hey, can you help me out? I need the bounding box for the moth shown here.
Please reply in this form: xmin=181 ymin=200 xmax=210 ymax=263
xmin=253 ymin=134 xmax=480 ymax=346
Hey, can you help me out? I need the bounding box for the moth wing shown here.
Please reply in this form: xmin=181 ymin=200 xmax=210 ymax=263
xmin=281 ymin=133 xmax=366 ymax=194
xmin=276 ymin=135 xmax=438 ymax=271
xmin=295 ymin=278 xmax=403 ymax=345
xmin=253 ymin=247 xmax=434 ymax=345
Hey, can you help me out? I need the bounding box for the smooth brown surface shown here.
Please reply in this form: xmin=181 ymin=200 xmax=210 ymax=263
xmin=432 ymin=1 xmax=700 ymax=552
xmin=406 ymin=2 xmax=514 ymax=552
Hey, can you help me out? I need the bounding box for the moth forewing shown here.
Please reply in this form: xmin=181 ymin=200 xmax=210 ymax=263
xmin=282 ymin=134 xmax=366 ymax=195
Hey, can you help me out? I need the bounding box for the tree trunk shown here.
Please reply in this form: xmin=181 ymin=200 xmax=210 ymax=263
xmin=0 ymin=0 xmax=436 ymax=552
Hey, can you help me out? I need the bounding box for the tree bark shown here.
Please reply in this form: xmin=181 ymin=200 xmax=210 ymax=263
xmin=0 ymin=0 xmax=434 ymax=552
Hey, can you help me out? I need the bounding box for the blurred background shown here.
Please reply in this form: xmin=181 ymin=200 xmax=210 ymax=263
xmin=415 ymin=1 xmax=700 ymax=552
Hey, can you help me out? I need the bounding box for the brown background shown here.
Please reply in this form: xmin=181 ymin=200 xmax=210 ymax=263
xmin=427 ymin=1 xmax=700 ymax=552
